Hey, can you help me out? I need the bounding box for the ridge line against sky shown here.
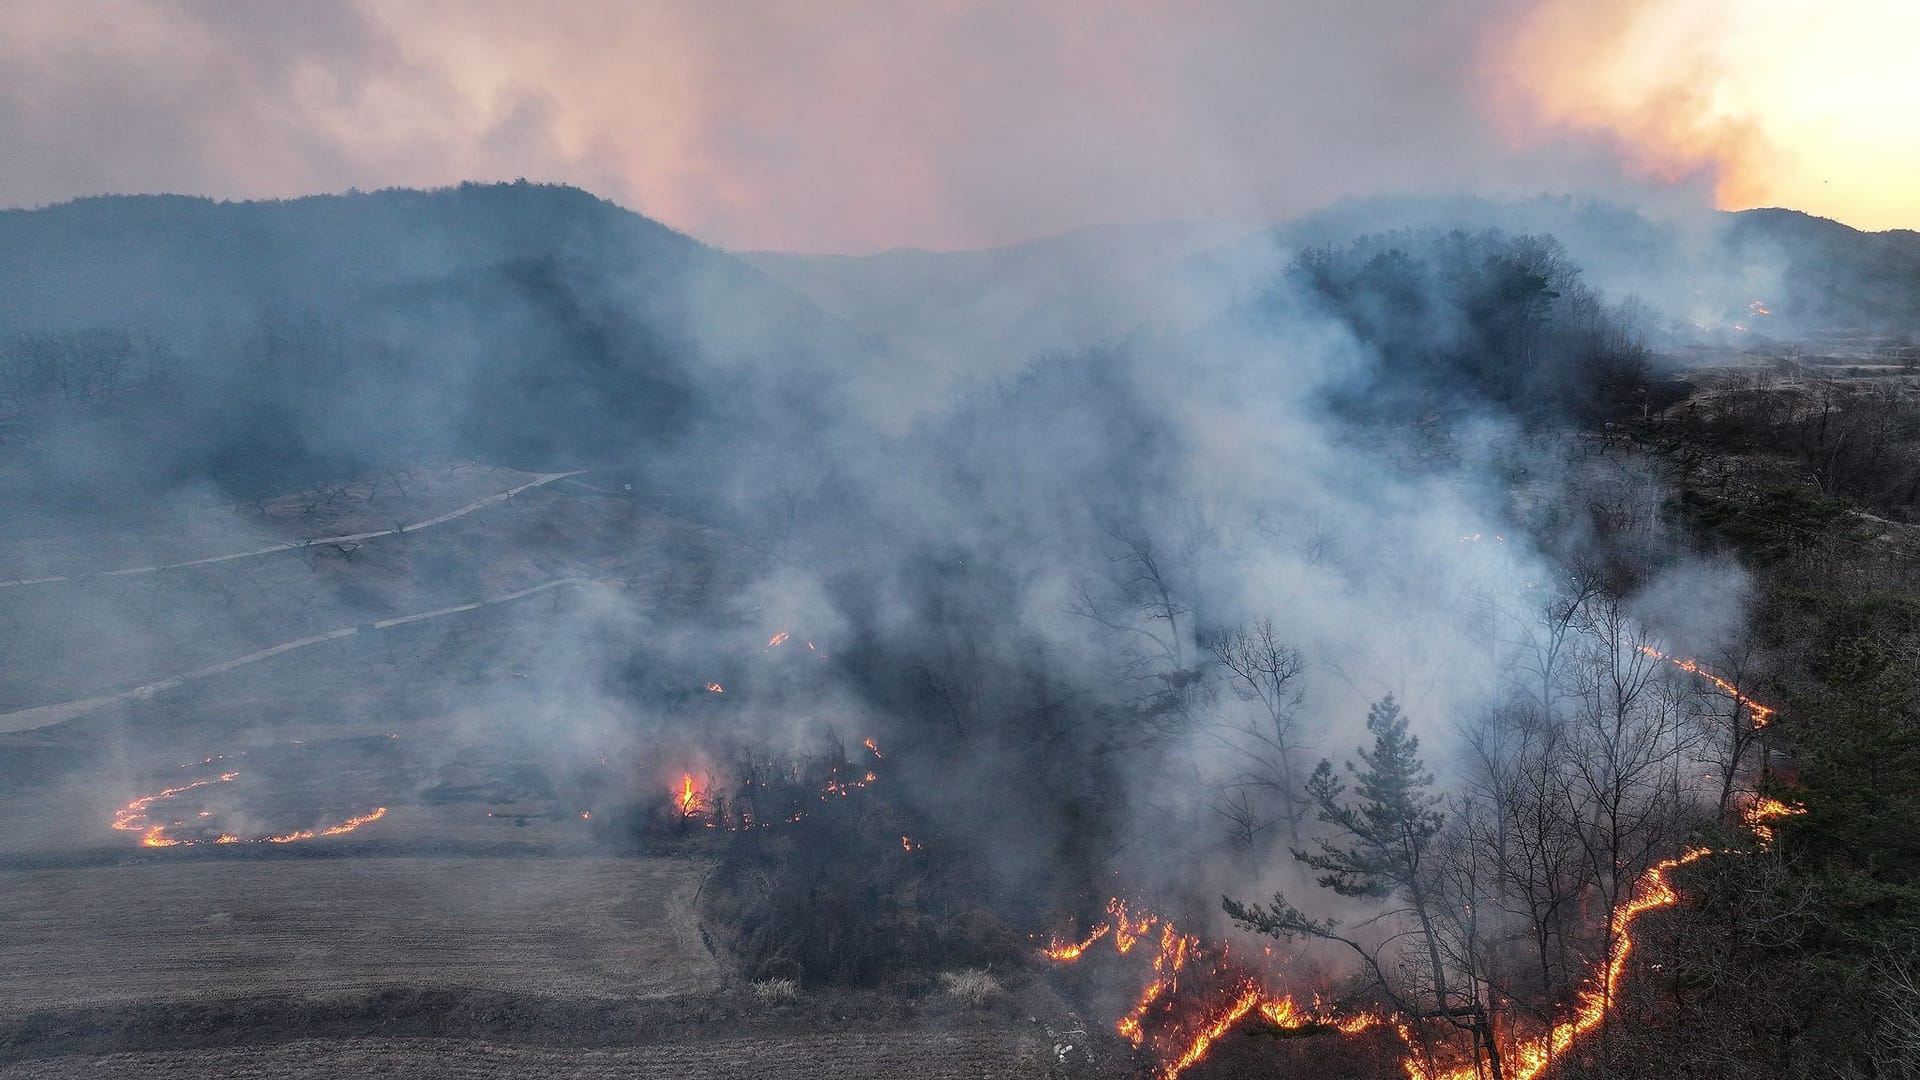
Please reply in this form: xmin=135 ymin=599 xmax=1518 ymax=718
xmin=1 ymin=0 xmax=1913 ymax=254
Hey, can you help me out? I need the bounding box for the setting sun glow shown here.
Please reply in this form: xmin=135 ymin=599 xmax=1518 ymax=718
xmin=1491 ymin=0 xmax=1920 ymax=231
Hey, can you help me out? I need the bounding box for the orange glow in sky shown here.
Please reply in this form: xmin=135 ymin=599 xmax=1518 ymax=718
xmin=1490 ymin=0 xmax=1920 ymax=232
xmin=0 ymin=1 xmax=1912 ymax=250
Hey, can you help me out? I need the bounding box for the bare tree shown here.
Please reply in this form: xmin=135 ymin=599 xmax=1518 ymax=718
xmin=1209 ymin=618 xmax=1311 ymax=845
xmin=1560 ymin=597 xmax=1701 ymax=1061
xmin=1069 ymin=518 xmax=1209 ymax=731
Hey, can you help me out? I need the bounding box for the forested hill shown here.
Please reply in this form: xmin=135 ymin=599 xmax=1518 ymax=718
xmin=1721 ymin=207 xmax=1920 ymax=331
xmin=0 ymin=183 xmax=877 ymax=496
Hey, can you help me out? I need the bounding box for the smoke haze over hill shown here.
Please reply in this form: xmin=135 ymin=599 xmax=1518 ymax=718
xmin=4 ymin=2 xmax=1913 ymax=251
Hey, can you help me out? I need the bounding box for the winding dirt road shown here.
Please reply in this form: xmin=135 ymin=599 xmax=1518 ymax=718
xmin=0 ymin=471 xmax=582 ymax=589
xmin=0 ymin=578 xmax=594 ymax=734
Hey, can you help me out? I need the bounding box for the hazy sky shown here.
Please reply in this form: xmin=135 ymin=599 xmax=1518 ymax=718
xmin=1 ymin=0 xmax=1912 ymax=252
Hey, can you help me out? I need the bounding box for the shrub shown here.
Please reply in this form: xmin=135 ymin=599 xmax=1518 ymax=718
xmin=750 ymin=978 xmax=800 ymax=1005
xmin=938 ymin=968 xmax=1002 ymax=1007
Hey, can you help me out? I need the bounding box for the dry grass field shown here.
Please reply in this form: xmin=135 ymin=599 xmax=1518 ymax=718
xmin=0 ymin=465 xmax=1092 ymax=1078
xmin=0 ymin=856 xmax=719 ymax=1014
xmin=0 ymin=1029 xmax=1057 ymax=1079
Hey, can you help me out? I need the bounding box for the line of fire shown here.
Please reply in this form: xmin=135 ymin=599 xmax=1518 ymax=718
xmin=104 ymin=615 xmax=1804 ymax=1080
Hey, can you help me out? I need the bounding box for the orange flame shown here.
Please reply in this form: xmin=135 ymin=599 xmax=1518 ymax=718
xmin=1042 ymin=923 xmax=1112 ymax=961
xmin=1041 ymin=864 xmax=1719 ymax=1079
xmin=1161 ymin=985 xmax=1263 ymax=1080
xmin=112 ymin=770 xmax=385 ymax=847
xmin=676 ymin=773 xmax=702 ymax=816
xmin=768 ymin=632 xmax=790 ymax=647
xmin=1108 ymin=897 xmax=1158 ymax=955
xmin=705 ymin=682 xmax=724 ymax=694
xmin=1039 ymin=653 xmax=1790 ymax=1080
xmin=1638 ymin=645 xmax=1775 ymax=726
xmin=1405 ymin=848 xmax=1712 ymax=1080
xmin=1741 ymin=794 xmax=1805 ymax=850
xmin=1118 ymin=921 xmax=1196 ymax=1046
xmin=864 ymin=737 xmax=882 ymax=758
xmin=262 ymin=807 xmax=389 ymax=844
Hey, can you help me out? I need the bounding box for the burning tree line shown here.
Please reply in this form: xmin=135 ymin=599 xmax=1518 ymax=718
xmin=1019 ymin=543 xmax=1796 ymax=1080
xmin=657 ymin=230 xmax=1880 ymax=1075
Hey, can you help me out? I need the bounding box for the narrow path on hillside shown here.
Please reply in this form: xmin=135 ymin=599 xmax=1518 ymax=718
xmin=0 ymin=578 xmax=594 ymax=734
xmin=0 ymin=471 xmax=583 ymax=589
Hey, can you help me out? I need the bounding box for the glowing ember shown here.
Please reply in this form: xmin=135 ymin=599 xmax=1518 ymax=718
xmin=1638 ymin=645 xmax=1775 ymax=726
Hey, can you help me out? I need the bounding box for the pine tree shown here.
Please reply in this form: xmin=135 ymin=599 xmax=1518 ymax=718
xmin=1225 ymin=696 xmax=1500 ymax=1077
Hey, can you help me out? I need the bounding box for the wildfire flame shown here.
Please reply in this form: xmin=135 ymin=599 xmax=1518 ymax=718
xmin=1161 ymin=985 xmax=1263 ymax=1080
xmin=1118 ymin=922 xmax=1194 ymax=1046
xmin=261 ymin=807 xmax=389 ymax=844
xmin=1638 ymin=645 xmax=1775 ymax=726
xmin=1749 ymin=300 xmax=1770 ymax=316
xmin=1043 ymin=898 xmax=1382 ymax=1080
xmin=767 ymin=631 xmax=790 ymax=647
xmin=664 ymin=740 xmax=887 ymax=831
xmin=1407 ymin=848 xmax=1713 ymax=1080
xmin=1040 ymin=660 xmax=1792 ymax=1080
xmin=1042 ymin=923 xmax=1112 ymax=962
xmin=1741 ymin=794 xmax=1805 ymax=850
xmin=111 ymin=771 xmax=386 ymax=847
xmin=864 ymin=738 xmax=882 ymax=758
xmin=705 ymin=682 xmax=724 ymax=693
xmin=1109 ymin=897 xmax=1158 ymax=955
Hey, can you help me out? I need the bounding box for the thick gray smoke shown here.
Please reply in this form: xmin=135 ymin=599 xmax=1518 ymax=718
xmin=0 ymin=183 xmax=1767 ymax=984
